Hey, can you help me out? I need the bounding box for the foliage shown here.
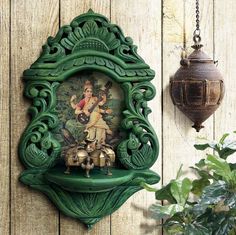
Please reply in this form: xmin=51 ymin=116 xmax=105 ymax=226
xmin=144 ymin=132 xmax=236 ymax=235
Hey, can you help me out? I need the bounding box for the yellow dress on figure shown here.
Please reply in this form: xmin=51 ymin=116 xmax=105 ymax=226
xmin=70 ymin=84 xmax=112 ymax=145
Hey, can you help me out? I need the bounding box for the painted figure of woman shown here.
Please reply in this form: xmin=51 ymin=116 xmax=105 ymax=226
xmin=70 ymin=80 xmax=112 ymax=144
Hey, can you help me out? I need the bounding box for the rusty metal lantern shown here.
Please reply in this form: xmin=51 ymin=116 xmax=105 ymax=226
xmin=169 ymin=0 xmax=224 ymax=132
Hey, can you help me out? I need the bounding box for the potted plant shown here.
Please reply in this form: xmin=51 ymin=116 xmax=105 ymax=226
xmin=143 ymin=132 xmax=236 ymax=235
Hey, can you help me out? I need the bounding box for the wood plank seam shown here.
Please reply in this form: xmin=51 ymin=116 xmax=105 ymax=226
xmin=9 ymin=0 xmax=12 ymax=234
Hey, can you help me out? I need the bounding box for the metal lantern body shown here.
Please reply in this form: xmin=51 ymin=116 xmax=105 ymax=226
xmin=170 ymin=46 xmax=224 ymax=132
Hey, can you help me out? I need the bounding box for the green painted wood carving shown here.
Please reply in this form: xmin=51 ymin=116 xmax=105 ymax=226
xmin=19 ymin=9 xmax=160 ymax=228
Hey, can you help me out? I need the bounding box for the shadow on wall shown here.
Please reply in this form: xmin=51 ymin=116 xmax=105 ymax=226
xmin=131 ymin=203 xmax=160 ymax=234
xmin=163 ymin=81 xmax=193 ymax=136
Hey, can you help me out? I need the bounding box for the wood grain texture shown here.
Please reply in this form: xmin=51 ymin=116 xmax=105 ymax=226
xmin=10 ymin=1 xmax=59 ymax=234
xmin=162 ymin=0 xmax=214 ymax=188
xmin=214 ymin=0 xmax=236 ymax=138
xmin=0 ymin=0 xmax=10 ymax=234
xmin=111 ymin=1 xmax=162 ymax=234
xmin=59 ymin=1 xmax=111 ymax=234
xmin=0 ymin=0 xmax=234 ymax=234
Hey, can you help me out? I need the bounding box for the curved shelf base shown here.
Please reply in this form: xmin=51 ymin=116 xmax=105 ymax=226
xmin=19 ymin=167 xmax=160 ymax=227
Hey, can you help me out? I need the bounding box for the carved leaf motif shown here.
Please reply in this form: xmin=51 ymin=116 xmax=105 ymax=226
xmin=117 ymin=81 xmax=158 ymax=169
xmin=115 ymin=65 xmax=126 ymax=76
xmin=19 ymin=81 xmax=61 ymax=169
xmin=97 ymin=27 xmax=109 ymax=41
xmin=82 ymin=20 xmax=98 ymax=37
xmin=67 ymin=32 xmax=79 ymax=44
xmin=49 ymin=66 xmax=63 ymax=76
xmin=28 ymin=107 xmax=38 ymax=119
xmin=24 ymin=181 xmax=142 ymax=226
xmin=109 ymin=39 xmax=120 ymax=50
xmin=131 ymin=144 xmax=153 ymax=167
xmin=74 ymin=57 xmax=85 ymax=66
xmin=105 ymin=32 xmax=120 ymax=50
xmin=74 ymin=27 xmax=85 ymax=40
xmin=63 ymin=61 xmax=74 ymax=70
xmin=38 ymin=70 xmax=53 ymax=76
xmin=115 ymin=45 xmax=141 ymax=63
xmin=61 ymin=38 xmax=74 ymax=50
xmin=105 ymin=60 xmax=115 ymax=69
xmin=95 ymin=57 xmax=106 ymax=66
xmin=85 ymin=57 xmax=96 ymax=64
xmin=24 ymin=11 xmax=154 ymax=69
xmin=25 ymin=144 xmax=49 ymax=167
xmin=41 ymin=132 xmax=52 ymax=150
xmin=143 ymin=106 xmax=152 ymax=118
xmin=126 ymin=70 xmax=136 ymax=77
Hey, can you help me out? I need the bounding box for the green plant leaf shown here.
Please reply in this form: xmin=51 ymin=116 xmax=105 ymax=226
xmin=205 ymin=154 xmax=232 ymax=182
xmin=219 ymin=148 xmax=236 ymax=159
xmin=194 ymin=139 xmax=218 ymax=150
xmin=228 ymin=170 xmax=236 ymax=188
xmin=190 ymin=166 xmax=214 ymax=180
xmin=149 ymin=204 xmax=184 ymax=220
xmin=155 ymin=183 xmax=177 ymax=204
xmin=193 ymin=181 xmax=227 ymax=214
xmin=164 ymin=223 xmax=183 ymax=234
xmin=210 ymin=212 xmax=236 ymax=235
xmin=201 ymin=181 xmax=227 ymax=204
xmin=229 ymin=228 xmax=236 ymax=235
xmin=185 ymin=223 xmax=211 ymax=235
xmin=191 ymin=178 xmax=210 ymax=196
xmin=195 ymin=159 xmax=206 ymax=168
xmin=163 ymin=212 xmax=186 ymax=234
xmin=224 ymin=187 xmax=236 ymax=208
xmin=222 ymin=134 xmax=236 ymax=150
xmin=176 ymin=164 xmax=183 ymax=179
xmin=219 ymin=132 xmax=236 ymax=158
xmin=230 ymin=163 xmax=236 ymax=171
xmin=150 ymin=132 xmax=236 ymax=234
xmin=140 ymin=182 xmax=157 ymax=192
xmin=219 ymin=133 xmax=230 ymax=144
xmin=194 ymin=143 xmax=210 ymax=151
xmin=170 ymin=178 xmax=192 ymax=206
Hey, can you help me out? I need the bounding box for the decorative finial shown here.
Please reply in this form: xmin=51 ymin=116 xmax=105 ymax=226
xmin=191 ymin=43 xmax=203 ymax=50
xmin=192 ymin=123 xmax=204 ymax=132
xmin=88 ymin=8 xmax=94 ymax=13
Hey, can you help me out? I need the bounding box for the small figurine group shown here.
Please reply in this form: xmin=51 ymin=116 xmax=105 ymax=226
xmin=63 ymin=79 xmax=116 ymax=178
xmin=64 ymin=135 xmax=115 ymax=178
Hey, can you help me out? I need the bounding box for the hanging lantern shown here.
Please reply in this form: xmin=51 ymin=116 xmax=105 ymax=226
xmin=170 ymin=0 xmax=224 ymax=132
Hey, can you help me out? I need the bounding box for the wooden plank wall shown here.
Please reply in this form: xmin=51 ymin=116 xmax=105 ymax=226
xmin=1 ymin=0 xmax=236 ymax=234
xmin=0 ymin=0 xmax=10 ymax=234
xmin=11 ymin=1 xmax=59 ymax=234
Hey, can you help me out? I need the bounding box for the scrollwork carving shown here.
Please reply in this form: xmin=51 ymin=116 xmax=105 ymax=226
xmin=117 ymin=82 xmax=159 ymax=169
xmin=19 ymin=81 xmax=61 ymax=169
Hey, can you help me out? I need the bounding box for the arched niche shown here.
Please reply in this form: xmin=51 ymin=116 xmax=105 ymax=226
xmin=19 ymin=9 xmax=160 ymax=228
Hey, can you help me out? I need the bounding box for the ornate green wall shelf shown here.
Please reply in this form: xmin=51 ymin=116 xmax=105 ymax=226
xmin=19 ymin=9 xmax=160 ymax=228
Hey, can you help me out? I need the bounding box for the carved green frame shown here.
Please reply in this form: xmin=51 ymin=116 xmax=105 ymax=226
xmin=19 ymin=9 xmax=160 ymax=228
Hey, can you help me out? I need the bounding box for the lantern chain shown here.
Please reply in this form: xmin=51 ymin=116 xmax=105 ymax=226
xmin=193 ymin=0 xmax=201 ymax=44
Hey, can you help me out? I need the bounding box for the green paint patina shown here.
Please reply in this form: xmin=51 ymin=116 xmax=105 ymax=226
xmin=19 ymin=9 xmax=160 ymax=228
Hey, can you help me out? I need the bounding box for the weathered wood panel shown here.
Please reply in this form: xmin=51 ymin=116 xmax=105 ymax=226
xmin=0 ymin=0 xmax=233 ymax=234
xmin=0 ymin=0 xmax=10 ymax=234
xmin=214 ymin=0 xmax=236 ymax=138
xmin=111 ymin=1 xmax=162 ymax=234
xmin=162 ymin=0 xmax=214 ymax=188
xmin=10 ymin=1 xmax=59 ymax=234
xmin=59 ymin=1 xmax=111 ymax=234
